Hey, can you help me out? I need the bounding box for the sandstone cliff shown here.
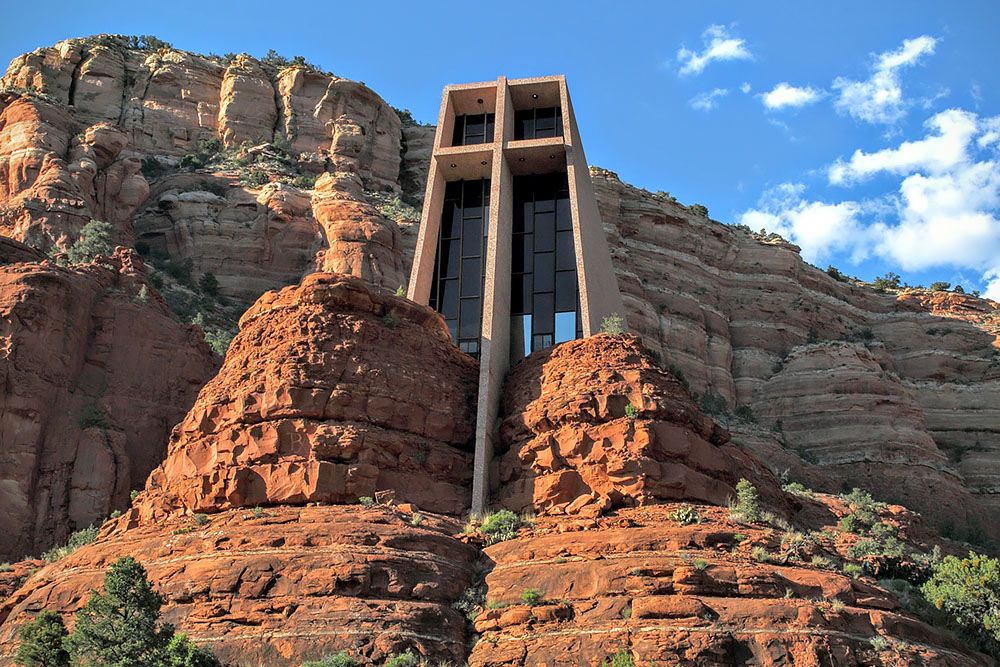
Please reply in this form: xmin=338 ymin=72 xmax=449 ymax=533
xmin=590 ymin=168 xmax=1000 ymax=545
xmin=0 ymin=239 xmax=215 ymax=561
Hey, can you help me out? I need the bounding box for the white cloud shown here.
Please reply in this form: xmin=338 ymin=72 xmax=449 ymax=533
xmin=677 ymin=25 xmax=752 ymax=76
xmin=740 ymin=82 xmax=752 ymax=94
xmin=689 ymin=88 xmax=729 ymax=111
xmin=738 ymin=183 xmax=869 ymax=263
xmin=833 ymin=35 xmax=938 ymax=124
xmin=761 ymin=83 xmax=823 ymax=110
xmin=740 ymin=108 xmax=1000 ymax=296
xmin=829 ymin=109 xmax=978 ymax=184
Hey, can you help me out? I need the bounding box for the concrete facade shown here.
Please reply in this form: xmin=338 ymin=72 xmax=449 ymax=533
xmin=407 ymin=75 xmax=625 ymax=515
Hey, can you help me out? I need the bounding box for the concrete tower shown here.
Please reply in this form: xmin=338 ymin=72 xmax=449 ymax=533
xmin=407 ymin=75 xmax=625 ymax=514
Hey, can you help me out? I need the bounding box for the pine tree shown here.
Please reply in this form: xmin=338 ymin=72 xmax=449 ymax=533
xmin=67 ymin=556 xmax=172 ymax=666
xmin=197 ymin=272 xmax=220 ymax=298
xmin=66 ymin=220 xmax=113 ymax=264
xmin=15 ymin=611 xmax=69 ymax=667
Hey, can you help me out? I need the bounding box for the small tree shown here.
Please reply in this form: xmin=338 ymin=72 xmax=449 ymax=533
xmin=68 ymin=556 xmax=172 ymax=666
xmin=730 ymin=478 xmax=762 ymax=523
xmin=929 ymin=281 xmax=951 ymax=291
xmin=66 ymin=220 xmax=113 ymax=264
xmin=871 ymin=272 xmax=901 ymax=291
xmin=600 ymin=313 xmax=626 ymax=335
xmin=197 ymin=272 xmax=220 ymax=298
xmin=163 ymin=633 xmax=220 ymax=667
xmin=921 ymin=551 xmax=1000 ymax=652
xmin=16 ymin=611 xmax=69 ymax=667
xmin=688 ymin=204 xmax=709 ymax=217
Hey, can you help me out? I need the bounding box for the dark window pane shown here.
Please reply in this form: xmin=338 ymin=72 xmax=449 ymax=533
xmin=440 ymin=280 xmax=458 ymax=318
xmin=461 ymin=258 xmax=481 ymax=296
xmin=465 ymin=114 xmax=485 ymax=140
xmin=555 ymin=271 xmax=576 ymax=310
xmin=446 ymin=319 xmax=457 ymax=341
xmin=556 ymin=198 xmax=572 ymax=230
xmin=459 ymin=340 xmax=479 ymax=355
xmin=555 ymin=107 xmax=564 ymax=136
xmin=556 ymin=231 xmax=575 ymax=270
xmin=462 ymin=218 xmax=482 ymax=255
xmin=534 ymin=253 xmax=554 ymax=291
xmin=533 ymin=293 xmax=554 ymax=334
xmin=512 ymin=234 xmax=532 ymax=273
xmin=485 ymin=113 xmax=495 ymax=142
xmin=464 ymin=180 xmax=483 ymax=207
xmin=441 ymin=202 xmax=458 ymax=238
xmin=445 ymin=181 xmax=462 ymax=200
xmin=511 ymin=273 xmax=524 ymax=314
xmin=441 ymin=240 xmax=460 ymax=278
xmin=521 ymin=201 xmax=534 ymax=233
xmin=515 ymin=109 xmax=533 ymax=140
xmin=532 ymin=334 xmax=553 ymax=352
xmin=535 ymin=213 xmax=555 ymax=252
xmin=459 ymin=299 xmax=481 ymax=337
xmin=519 ymin=274 xmax=532 ymax=315
xmin=451 ymin=116 xmax=465 ymax=146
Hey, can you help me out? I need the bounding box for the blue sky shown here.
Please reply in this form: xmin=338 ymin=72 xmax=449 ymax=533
xmin=3 ymin=1 xmax=999 ymax=296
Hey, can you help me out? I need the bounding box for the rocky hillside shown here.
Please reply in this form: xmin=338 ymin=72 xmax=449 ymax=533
xmin=0 ymin=34 xmax=998 ymax=666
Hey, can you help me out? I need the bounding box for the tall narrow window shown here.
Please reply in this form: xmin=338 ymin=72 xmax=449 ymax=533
xmin=510 ymin=172 xmax=579 ymax=357
xmin=452 ymin=113 xmax=495 ymax=146
xmin=513 ymin=107 xmax=564 ymax=140
xmin=429 ymin=179 xmax=490 ymax=357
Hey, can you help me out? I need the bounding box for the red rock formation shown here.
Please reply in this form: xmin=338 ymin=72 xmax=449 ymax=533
xmin=312 ymin=173 xmax=407 ymax=289
xmin=469 ymin=505 xmax=984 ymax=667
xmin=0 ymin=244 xmax=215 ymax=560
xmin=495 ymin=334 xmax=780 ymax=517
xmin=0 ymin=274 xmax=482 ymax=665
xmin=591 ymin=168 xmax=1000 ymax=543
xmin=471 ymin=337 xmax=989 ymax=666
xmin=133 ymin=272 xmax=478 ymax=520
xmin=0 ymin=506 xmax=479 ymax=666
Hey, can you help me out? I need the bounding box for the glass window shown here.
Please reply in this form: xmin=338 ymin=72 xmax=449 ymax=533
xmin=440 ymin=280 xmax=458 ymax=318
xmin=522 ymin=315 xmax=532 ymax=357
xmin=555 ymin=271 xmax=576 ymax=311
xmin=451 ymin=116 xmax=465 ymax=147
xmin=512 ymin=233 xmax=533 ymax=273
xmin=459 ymin=299 xmax=481 ymax=337
xmin=461 ymin=258 xmax=481 ymax=296
xmin=556 ymin=231 xmax=575 ymax=270
xmin=533 ymin=292 xmax=554 ymax=334
xmin=555 ymin=311 xmax=576 ymax=344
xmin=462 ymin=219 xmax=482 ymax=255
xmin=515 ymin=109 xmax=533 ymax=140
xmin=534 ymin=252 xmax=554 ymax=291
xmin=556 ymin=198 xmax=572 ymax=230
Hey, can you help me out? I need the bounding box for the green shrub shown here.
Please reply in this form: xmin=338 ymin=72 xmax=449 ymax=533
xmin=203 ymin=327 xmax=235 ymax=357
xmin=66 ymin=220 xmax=113 ymax=264
xmin=67 ymin=556 xmax=219 ymax=666
xmin=930 ymin=281 xmax=951 ymax=291
xmin=16 ymin=610 xmax=69 ymax=667
xmin=452 ymin=583 xmax=486 ymax=623
xmin=382 ymin=312 xmax=398 ymax=329
xmin=384 ymin=651 xmax=420 ymax=667
xmin=826 ymin=265 xmax=847 ymax=282
xmin=79 ymin=404 xmax=110 ymax=430
xmin=291 ymin=174 xmax=317 ymax=190
xmin=409 ymin=513 xmax=424 ymax=526
xmin=730 ymin=479 xmax=762 ymax=523
xmin=667 ymin=363 xmax=690 ymax=391
xmin=520 ymin=588 xmax=545 ymax=606
xmin=782 ymin=481 xmax=809 ymax=496
xmin=600 ymin=313 xmax=626 ymax=335
xmin=733 ymin=404 xmax=756 ymax=423
xmin=140 ymin=157 xmax=168 ymax=180
xmin=365 ymin=190 xmax=421 ymax=222
xmin=699 ymin=390 xmax=727 ymax=416
xmin=600 ymin=650 xmax=635 ymax=667
xmin=921 ymin=551 xmax=1000 ymax=655
xmin=198 ymin=272 xmax=220 ymax=298
xmin=688 ymin=204 xmax=709 ymax=217
xmin=624 ymin=403 xmax=638 ymax=420
xmin=193 ymin=513 xmax=208 ymax=526
xmin=302 ymin=652 xmax=358 ymax=667
xmin=692 ymin=558 xmax=708 ymax=571
xmin=480 ymin=510 xmax=522 ymax=544
xmin=871 ymin=272 xmax=901 ymax=291
xmin=843 ymin=562 xmax=864 ymax=578
xmin=668 ymin=505 xmax=701 ymax=526
xmin=43 ymin=525 xmax=99 ymax=562
xmin=358 ymin=496 xmax=375 ymax=507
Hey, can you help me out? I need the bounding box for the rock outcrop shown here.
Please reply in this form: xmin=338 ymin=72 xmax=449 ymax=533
xmin=471 ymin=337 xmax=990 ymax=667
xmin=0 ymin=242 xmax=215 ymax=560
xmin=495 ymin=334 xmax=779 ymax=517
xmin=134 ymin=272 xmax=478 ymax=520
xmin=0 ymin=274 xmax=481 ymax=665
xmin=592 ymin=168 xmax=1000 ymax=543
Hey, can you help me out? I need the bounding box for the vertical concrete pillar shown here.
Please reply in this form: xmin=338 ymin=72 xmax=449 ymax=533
xmin=471 ymin=77 xmax=512 ymax=516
